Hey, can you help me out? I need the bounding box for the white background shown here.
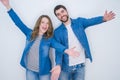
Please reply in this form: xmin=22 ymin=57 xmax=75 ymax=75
xmin=0 ymin=0 xmax=120 ymax=80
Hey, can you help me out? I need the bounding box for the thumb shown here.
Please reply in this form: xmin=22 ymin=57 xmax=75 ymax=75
xmin=50 ymin=67 xmax=56 ymax=72
xmin=105 ymin=10 xmax=107 ymax=15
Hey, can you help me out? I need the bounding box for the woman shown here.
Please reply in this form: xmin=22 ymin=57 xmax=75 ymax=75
xmin=0 ymin=0 xmax=79 ymax=80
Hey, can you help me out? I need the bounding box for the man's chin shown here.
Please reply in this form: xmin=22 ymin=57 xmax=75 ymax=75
xmin=61 ymin=17 xmax=69 ymax=23
xmin=61 ymin=19 xmax=68 ymax=23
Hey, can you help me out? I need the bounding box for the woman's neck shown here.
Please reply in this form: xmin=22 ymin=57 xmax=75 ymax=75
xmin=38 ymin=32 xmax=44 ymax=36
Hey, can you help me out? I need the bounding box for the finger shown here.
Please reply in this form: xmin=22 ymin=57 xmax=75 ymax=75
xmin=105 ymin=10 xmax=107 ymax=15
xmin=50 ymin=66 xmax=59 ymax=72
xmin=50 ymin=67 xmax=56 ymax=72
xmin=111 ymin=13 xmax=116 ymax=17
xmin=72 ymin=52 xmax=80 ymax=57
xmin=71 ymin=46 xmax=76 ymax=49
xmin=75 ymin=52 xmax=80 ymax=56
xmin=73 ymin=54 xmax=80 ymax=57
xmin=51 ymin=71 xmax=59 ymax=80
xmin=51 ymin=71 xmax=56 ymax=80
xmin=51 ymin=74 xmax=55 ymax=80
xmin=109 ymin=11 xmax=113 ymax=14
xmin=52 ymin=74 xmax=59 ymax=80
xmin=112 ymin=13 xmax=116 ymax=16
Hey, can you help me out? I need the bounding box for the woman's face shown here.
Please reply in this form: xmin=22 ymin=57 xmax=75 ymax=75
xmin=39 ymin=17 xmax=49 ymax=34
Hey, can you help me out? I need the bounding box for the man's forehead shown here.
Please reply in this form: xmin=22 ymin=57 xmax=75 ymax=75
xmin=56 ymin=8 xmax=65 ymax=13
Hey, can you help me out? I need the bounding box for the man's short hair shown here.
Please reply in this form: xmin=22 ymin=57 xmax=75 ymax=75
xmin=54 ymin=5 xmax=67 ymax=16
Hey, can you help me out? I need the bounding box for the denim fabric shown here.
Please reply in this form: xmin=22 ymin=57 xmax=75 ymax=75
xmin=26 ymin=69 xmax=50 ymax=80
xmin=54 ymin=16 xmax=104 ymax=66
xmin=8 ymin=9 xmax=67 ymax=75
xmin=59 ymin=64 xmax=85 ymax=80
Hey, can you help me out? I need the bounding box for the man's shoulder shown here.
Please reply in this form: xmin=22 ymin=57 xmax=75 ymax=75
xmin=72 ymin=17 xmax=86 ymax=21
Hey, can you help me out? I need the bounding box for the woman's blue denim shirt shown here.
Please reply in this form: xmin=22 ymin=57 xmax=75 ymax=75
xmin=54 ymin=16 xmax=104 ymax=68
xmin=8 ymin=9 xmax=67 ymax=75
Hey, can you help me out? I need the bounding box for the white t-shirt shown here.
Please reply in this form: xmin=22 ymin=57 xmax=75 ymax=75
xmin=66 ymin=24 xmax=86 ymax=66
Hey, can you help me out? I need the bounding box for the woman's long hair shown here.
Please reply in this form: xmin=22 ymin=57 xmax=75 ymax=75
xmin=31 ymin=15 xmax=53 ymax=40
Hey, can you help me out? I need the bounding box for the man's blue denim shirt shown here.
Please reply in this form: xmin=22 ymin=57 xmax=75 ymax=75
xmin=54 ymin=16 xmax=104 ymax=68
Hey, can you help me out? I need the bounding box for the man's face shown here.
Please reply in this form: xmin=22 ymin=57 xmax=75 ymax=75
xmin=55 ymin=8 xmax=69 ymax=23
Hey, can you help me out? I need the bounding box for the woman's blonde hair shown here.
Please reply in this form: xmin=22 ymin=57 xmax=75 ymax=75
xmin=31 ymin=15 xmax=53 ymax=40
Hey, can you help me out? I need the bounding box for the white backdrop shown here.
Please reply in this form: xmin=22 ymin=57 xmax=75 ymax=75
xmin=0 ymin=0 xmax=120 ymax=80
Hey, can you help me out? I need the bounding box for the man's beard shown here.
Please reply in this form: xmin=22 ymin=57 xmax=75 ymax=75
xmin=60 ymin=15 xmax=69 ymax=23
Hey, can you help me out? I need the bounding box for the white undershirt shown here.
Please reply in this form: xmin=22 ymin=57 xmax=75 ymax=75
xmin=66 ymin=24 xmax=86 ymax=66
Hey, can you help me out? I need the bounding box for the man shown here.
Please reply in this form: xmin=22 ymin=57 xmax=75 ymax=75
xmin=51 ymin=5 xmax=115 ymax=80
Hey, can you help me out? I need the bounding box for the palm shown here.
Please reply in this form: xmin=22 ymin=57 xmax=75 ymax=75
xmin=51 ymin=66 xmax=61 ymax=80
xmin=67 ymin=47 xmax=80 ymax=57
xmin=103 ymin=11 xmax=115 ymax=21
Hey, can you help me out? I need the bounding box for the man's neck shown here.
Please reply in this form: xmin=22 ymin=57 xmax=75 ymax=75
xmin=64 ymin=18 xmax=71 ymax=26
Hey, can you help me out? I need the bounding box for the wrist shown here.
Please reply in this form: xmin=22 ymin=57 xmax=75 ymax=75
xmin=6 ymin=5 xmax=11 ymax=11
xmin=103 ymin=17 xmax=107 ymax=22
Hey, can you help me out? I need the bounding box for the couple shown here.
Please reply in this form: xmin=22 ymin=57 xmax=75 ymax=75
xmin=0 ymin=0 xmax=115 ymax=80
